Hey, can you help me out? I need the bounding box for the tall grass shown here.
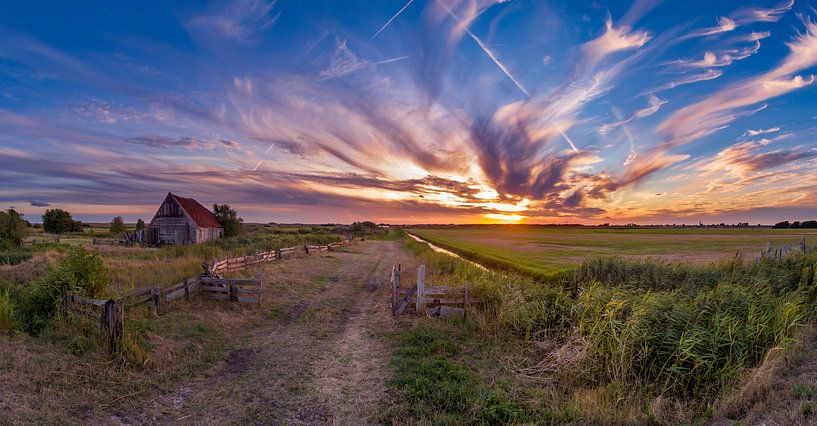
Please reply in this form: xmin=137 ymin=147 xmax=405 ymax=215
xmin=404 ymin=234 xmax=817 ymax=418
xmin=0 ymin=290 xmax=17 ymax=333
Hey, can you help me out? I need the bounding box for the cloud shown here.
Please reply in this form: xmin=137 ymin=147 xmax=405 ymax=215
xmin=125 ymin=136 xmax=216 ymax=150
xmin=633 ymin=93 xmax=667 ymax=119
xmin=652 ymin=69 xmax=724 ymax=92
xmin=658 ymin=17 xmax=817 ymax=150
xmin=684 ymin=0 xmax=793 ymax=38
xmin=30 ymin=200 xmax=50 ymax=207
xmin=316 ymin=38 xmax=409 ymax=82
xmin=672 ymin=41 xmax=761 ymax=68
xmin=582 ymin=19 xmax=651 ymax=69
xmin=412 ymin=0 xmax=510 ymax=101
xmin=220 ymin=139 xmax=242 ymax=148
xmin=599 ymin=93 xmax=666 ymax=135
xmin=745 ymin=127 xmax=781 ymax=137
xmin=185 ymin=0 xmax=279 ymax=43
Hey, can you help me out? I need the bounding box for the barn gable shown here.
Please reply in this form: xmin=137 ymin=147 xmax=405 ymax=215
xmin=148 ymin=193 xmax=224 ymax=245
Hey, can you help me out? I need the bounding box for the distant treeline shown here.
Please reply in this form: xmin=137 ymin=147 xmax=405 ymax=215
xmin=773 ymin=220 xmax=817 ymax=229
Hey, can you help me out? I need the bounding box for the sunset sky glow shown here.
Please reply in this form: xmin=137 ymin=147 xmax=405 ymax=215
xmin=1 ymin=0 xmax=816 ymax=224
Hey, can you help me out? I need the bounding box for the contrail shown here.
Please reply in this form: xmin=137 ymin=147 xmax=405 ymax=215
xmin=315 ymin=55 xmax=410 ymax=82
xmin=372 ymin=0 xmax=416 ymax=39
xmin=559 ymin=130 xmax=579 ymax=153
xmin=435 ymin=0 xmax=531 ymax=99
xmin=373 ymin=55 xmax=411 ymax=65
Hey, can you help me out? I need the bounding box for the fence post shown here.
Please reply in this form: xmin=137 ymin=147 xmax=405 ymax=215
xmin=464 ymin=285 xmax=470 ymax=312
xmin=390 ymin=265 xmax=398 ymax=313
xmin=62 ymin=286 xmax=72 ymax=312
xmin=230 ymin=280 xmax=238 ymax=302
xmin=802 ymin=238 xmax=807 ymax=254
xmin=151 ymin=287 xmax=161 ymax=315
xmin=276 ymin=248 xmax=282 ymax=260
xmin=416 ymin=264 xmax=426 ymax=315
xmin=304 ymin=245 xmax=309 ymax=255
xmin=184 ymin=278 xmax=191 ymax=301
xmin=104 ymin=299 xmax=124 ymax=353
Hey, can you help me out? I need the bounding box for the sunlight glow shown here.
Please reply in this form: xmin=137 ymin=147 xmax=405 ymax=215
xmin=483 ymin=213 xmax=526 ymax=222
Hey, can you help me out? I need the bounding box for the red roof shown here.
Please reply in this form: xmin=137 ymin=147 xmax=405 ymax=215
xmin=171 ymin=193 xmax=223 ymax=228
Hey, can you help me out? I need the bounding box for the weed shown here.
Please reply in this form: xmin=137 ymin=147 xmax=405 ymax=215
xmin=794 ymin=383 xmax=816 ymax=399
xmin=0 ymin=290 xmax=17 ymax=334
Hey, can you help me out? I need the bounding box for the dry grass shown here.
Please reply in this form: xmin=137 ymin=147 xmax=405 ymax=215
xmin=0 ymin=240 xmax=405 ymax=423
xmin=713 ymin=324 xmax=817 ymax=422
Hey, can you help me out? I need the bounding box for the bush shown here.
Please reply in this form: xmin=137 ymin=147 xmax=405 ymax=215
xmin=16 ymin=247 xmax=108 ymax=334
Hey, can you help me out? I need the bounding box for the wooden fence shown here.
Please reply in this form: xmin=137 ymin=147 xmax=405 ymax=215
xmin=62 ymin=237 xmax=355 ymax=352
xmin=390 ymin=264 xmax=482 ymax=318
xmin=61 ymin=287 xmax=124 ymax=353
xmin=762 ymin=238 xmax=811 ymax=259
xmin=24 ymin=234 xmax=60 ymax=245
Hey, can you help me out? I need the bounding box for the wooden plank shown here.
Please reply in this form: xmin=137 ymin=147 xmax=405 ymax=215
xmin=73 ymin=295 xmax=108 ymax=307
xmin=128 ymin=295 xmax=153 ymax=306
xmin=165 ymin=288 xmax=186 ymax=302
xmin=237 ymin=296 xmax=261 ymax=304
xmin=74 ymin=307 xmax=102 ymax=319
xmin=128 ymin=288 xmax=153 ymax=298
xmin=209 ymin=293 xmax=230 ymax=301
xmin=395 ymin=284 xmax=417 ymax=315
xmin=201 ymin=285 xmax=230 ymax=293
xmin=424 ymin=297 xmax=483 ymax=306
xmin=236 ymin=287 xmax=261 ymax=295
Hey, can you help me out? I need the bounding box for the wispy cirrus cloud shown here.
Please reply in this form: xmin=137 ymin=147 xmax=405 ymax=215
xmin=745 ymin=127 xmax=781 ymax=137
xmin=658 ymin=17 xmax=817 ymax=150
xmin=185 ymin=0 xmax=279 ymax=43
xmin=651 ymin=69 xmax=723 ymax=92
xmin=683 ymin=0 xmax=794 ymax=39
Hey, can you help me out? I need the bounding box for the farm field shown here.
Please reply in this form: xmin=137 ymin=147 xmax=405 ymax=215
xmin=409 ymin=226 xmax=817 ymax=279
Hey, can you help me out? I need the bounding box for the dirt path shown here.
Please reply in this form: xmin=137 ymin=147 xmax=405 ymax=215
xmin=115 ymin=239 xmax=415 ymax=424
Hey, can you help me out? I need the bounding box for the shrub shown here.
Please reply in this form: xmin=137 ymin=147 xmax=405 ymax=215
xmin=17 ymin=247 xmax=108 ymax=334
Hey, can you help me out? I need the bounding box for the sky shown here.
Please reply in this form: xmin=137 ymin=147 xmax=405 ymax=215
xmin=1 ymin=0 xmax=816 ymax=225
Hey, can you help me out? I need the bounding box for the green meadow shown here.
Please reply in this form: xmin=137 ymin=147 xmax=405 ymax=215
xmin=409 ymin=226 xmax=817 ymax=280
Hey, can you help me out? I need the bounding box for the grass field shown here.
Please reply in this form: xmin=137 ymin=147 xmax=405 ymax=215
xmin=409 ymin=226 xmax=817 ymax=279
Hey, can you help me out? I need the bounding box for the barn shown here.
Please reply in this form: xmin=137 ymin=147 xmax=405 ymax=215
xmin=148 ymin=192 xmax=224 ymax=245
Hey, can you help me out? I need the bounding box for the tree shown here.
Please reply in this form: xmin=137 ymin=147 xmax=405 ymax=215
xmin=109 ymin=216 xmax=126 ymax=234
xmin=42 ymin=209 xmax=74 ymax=234
xmin=70 ymin=220 xmax=85 ymax=232
xmin=0 ymin=209 xmax=27 ymax=245
xmin=790 ymin=221 xmax=801 ymax=229
xmin=213 ymin=204 xmax=243 ymax=237
xmin=135 ymin=218 xmax=146 ymax=231
xmin=801 ymin=220 xmax=817 ymax=229
xmin=772 ymin=221 xmax=790 ymax=229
